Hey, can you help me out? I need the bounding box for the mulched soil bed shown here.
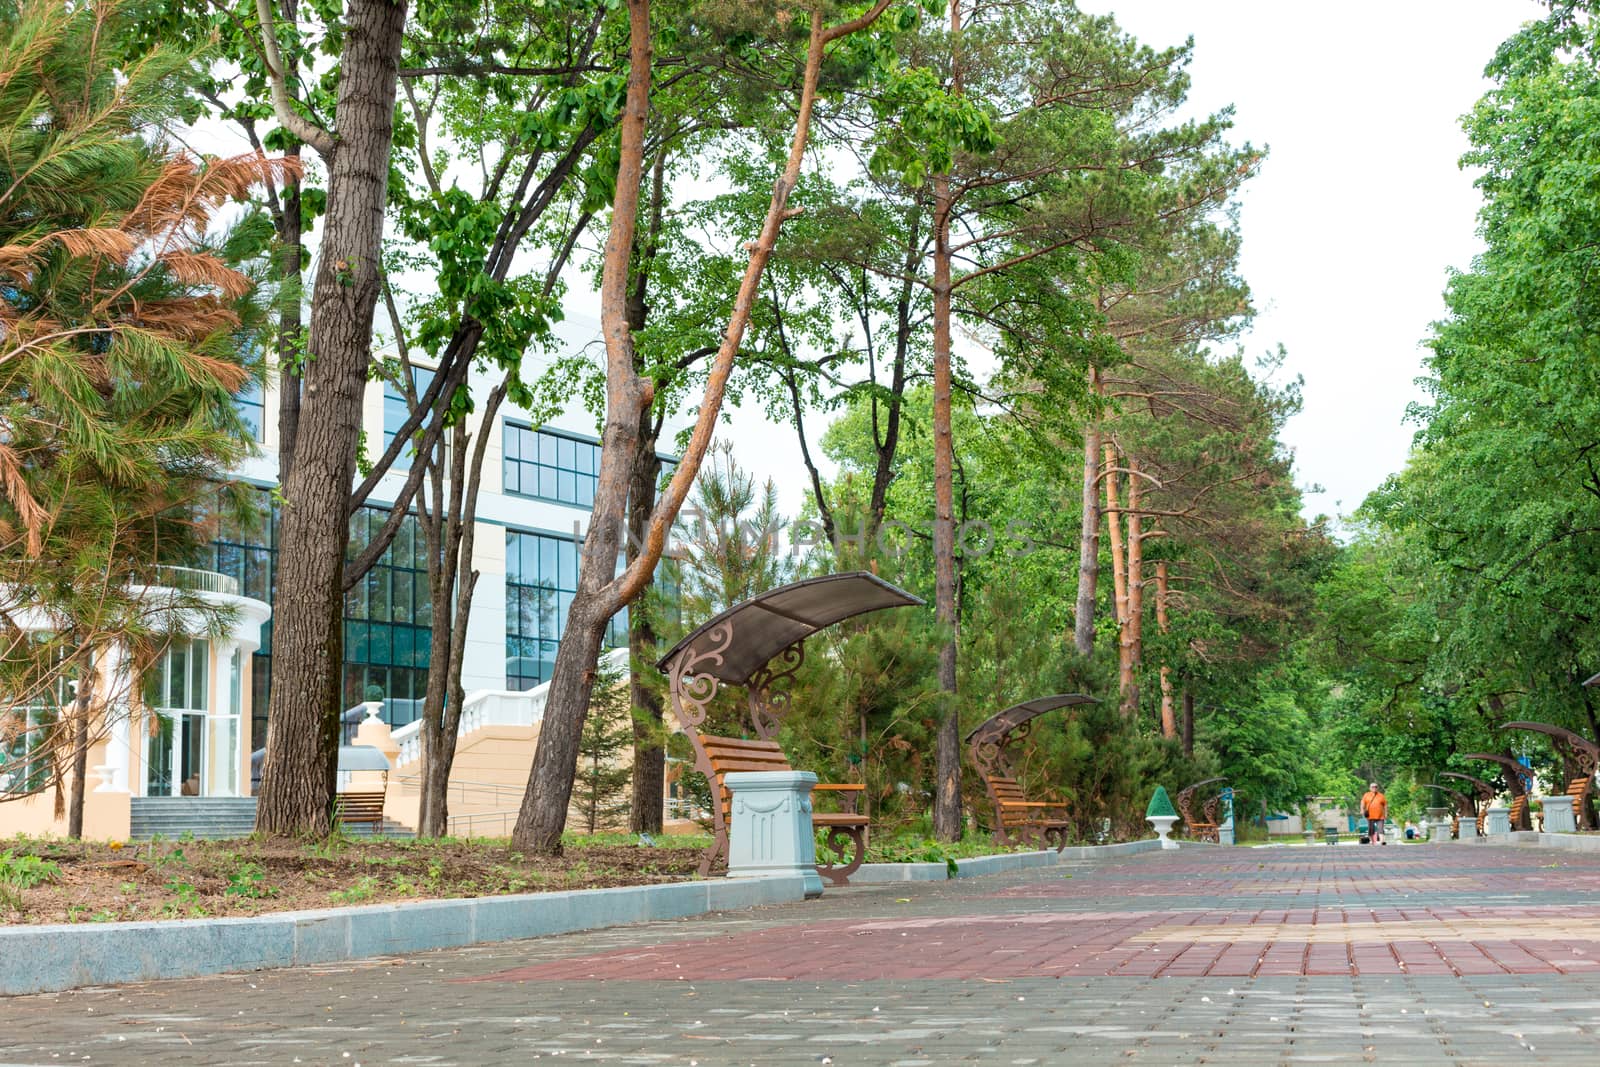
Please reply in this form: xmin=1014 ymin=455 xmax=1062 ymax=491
xmin=0 ymin=835 xmax=706 ymax=926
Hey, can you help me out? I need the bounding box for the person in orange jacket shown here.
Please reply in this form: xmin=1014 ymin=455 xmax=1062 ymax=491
xmin=1360 ymin=782 xmax=1388 ymax=845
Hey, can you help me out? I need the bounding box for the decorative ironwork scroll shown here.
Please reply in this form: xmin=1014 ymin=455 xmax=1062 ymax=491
xmin=746 ymin=641 xmax=805 ymax=740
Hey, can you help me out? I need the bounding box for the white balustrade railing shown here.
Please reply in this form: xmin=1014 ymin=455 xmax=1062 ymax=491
xmin=152 ymin=566 xmax=241 ymax=597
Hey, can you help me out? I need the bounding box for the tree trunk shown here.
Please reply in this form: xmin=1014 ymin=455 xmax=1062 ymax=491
xmin=1124 ymin=458 xmax=1144 ymax=719
xmin=1073 ymin=370 xmax=1101 ymax=657
xmin=929 ymin=163 xmax=960 ymax=843
xmin=926 ymin=0 xmax=965 ymax=846
xmin=626 ymin=416 xmax=665 ymax=834
xmin=276 ymin=157 xmax=304 ymax=478
xmin=1181 ymin=689 xmax=1194 ymax=757
xmin=66 ymin=665 xmax=93 ymax=839
xmin=509 ymin=0 xmax=894 ymax=855
xmin=1156 ymin=561 xmax=1174 ymax=739
xmin=256 ymin=0 xmax=408 ymax=836
xmin=864 ymin=210 xmax=921 ymax=550
xmin=1103 ymin=446 xmax=1134 ymax=715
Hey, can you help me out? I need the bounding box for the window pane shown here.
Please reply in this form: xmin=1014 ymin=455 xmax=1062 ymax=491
xmin=504 ymin=423 xmax=520 ymax=460
xmin=559 ymin=540 xmax=577 ymax=590
xmin=557 ymin=469 xmax=575 ymax=503
xmin=539 ymin=433 xmax=557 ymax=465
xmin=558 ymin=436 xmax=576 ymax=470
xmin=538 ymin=467 xmax=556 ymax=498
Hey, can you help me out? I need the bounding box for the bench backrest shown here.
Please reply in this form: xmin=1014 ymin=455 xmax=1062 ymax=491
xmin=1567 ymin=776 xmax=1593 ymax=816
xmin=985 ymin=775 xmax=1056 ymax=827
xmin=698 ymin=734 xmax=794 ymax=819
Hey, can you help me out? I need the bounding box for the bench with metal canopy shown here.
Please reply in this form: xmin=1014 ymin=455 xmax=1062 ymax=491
xmin=1423 ymin=783 xmax=1476 ymax=838
xmin=1501 ymin=721 xmax=1600 ymax=830
xmin=656 ymin=572 xmax=922 ymax=885
xmin=333 ymin=745 xmax=392 ymax=829
xmin=1176 ymin=777 xmax=1227 ymax=843
xmin=1440 ymin=770 xmax=1496 ymax=835
xmin=964 ymin=694 xmax=1094 ymax=850
xmin=1459 ymin=752 xmax=1535 ymax=831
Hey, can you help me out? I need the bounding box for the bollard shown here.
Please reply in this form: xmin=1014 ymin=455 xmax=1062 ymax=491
xmin=724 ymin=771 xmax=824 ymax=899
xmin=1425 ymin=807 xmax=1451 ymax=842
xmin=1485 ymin=805 xmax=1510 ymax=835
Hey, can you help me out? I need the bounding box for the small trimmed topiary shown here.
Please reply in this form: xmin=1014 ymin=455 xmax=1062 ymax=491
xmin=1146 ymin=786 xmax=1177 ymax=819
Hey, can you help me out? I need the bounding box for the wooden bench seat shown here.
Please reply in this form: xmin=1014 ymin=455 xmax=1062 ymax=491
xmin=334 ymin=791 xmax=387 ymax=827
xmin=983 ymin=775 xmax=1070 ymax=850
xmin=699 ymin=734 xmax=867 ymax=886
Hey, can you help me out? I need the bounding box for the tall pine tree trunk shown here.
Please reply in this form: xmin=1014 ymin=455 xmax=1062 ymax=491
xmin=1156 ymin=561 xmax=1175 ymax=738
xmin=1103 ymin=446 xmax=1134 ymax=715
xmin=626 ymin=420 xmax=665 ymax=834
xmin=1074 ymin=370 xmax=1100 ymax=657
xmin=928 ymin=0 xmax=964 ymax=843
xmin=1124 ymin=458 xmax=1144 ymax=719
xmin=256 ymin=0 xmax=408 ymax=835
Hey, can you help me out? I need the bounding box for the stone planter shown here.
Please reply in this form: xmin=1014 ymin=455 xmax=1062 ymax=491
xmin=1148 ymin=814 xmax=1179 ymax=850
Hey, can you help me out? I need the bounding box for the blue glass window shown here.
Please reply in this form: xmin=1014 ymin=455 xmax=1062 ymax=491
xmin=502 ymin=423 xmax=601 ymax=507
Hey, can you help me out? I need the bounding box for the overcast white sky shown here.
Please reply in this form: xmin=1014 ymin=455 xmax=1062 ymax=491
xmin=719 ymin=0 xmax=1549 ymax=525
xmin=1065 ymin=1 xmax=1545 ymax=521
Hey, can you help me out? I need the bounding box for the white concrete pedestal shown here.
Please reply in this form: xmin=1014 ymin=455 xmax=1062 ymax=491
xmin=724 ymin=771 xmax=824 ymax=898
xmin=1543 ymin=798 xmax=1577 ymax=833
xmin=1148 ymin=815 xmax=1179 ymax=849
xmin=1485 ymin=805 xmax=1510 ymax=835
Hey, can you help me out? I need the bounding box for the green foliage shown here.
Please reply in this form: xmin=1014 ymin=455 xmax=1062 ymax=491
xmin=1307 ymin=2 xmax=1600 ymax=793
xmin=0 ymin=850 xmax=60 ymax=889
xmin=223 ymin=862 xmax=278 ymax=899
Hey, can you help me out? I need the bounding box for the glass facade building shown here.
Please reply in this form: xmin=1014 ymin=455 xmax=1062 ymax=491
xmin=205 ymin=489 xmax=432 ymax=748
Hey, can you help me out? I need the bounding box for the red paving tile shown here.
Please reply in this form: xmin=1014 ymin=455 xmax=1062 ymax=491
xmin=464 ymin=846 xmax=1600 ymax=983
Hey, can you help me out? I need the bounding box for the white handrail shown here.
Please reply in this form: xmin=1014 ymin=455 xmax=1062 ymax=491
xmin=447 ymin=808 xmax=519 ymax=836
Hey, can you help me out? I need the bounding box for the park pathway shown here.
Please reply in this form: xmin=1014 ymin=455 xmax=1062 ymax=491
xmin=7 ymin=841 xmax=1600 ymax=1063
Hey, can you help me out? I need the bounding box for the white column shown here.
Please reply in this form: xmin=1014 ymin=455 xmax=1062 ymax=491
xmin=93 ymin=643 xmax=130 ymax=793
xmin=208 ymin=639 xmax=241 ymax=796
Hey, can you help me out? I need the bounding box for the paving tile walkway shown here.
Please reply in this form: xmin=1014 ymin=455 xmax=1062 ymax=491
xmin=7 ymin=841 xmax=1600 ymax=1063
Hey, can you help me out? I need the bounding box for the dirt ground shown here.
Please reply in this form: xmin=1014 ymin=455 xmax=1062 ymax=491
xmin=0 ymin=834 xmax=706 ymax=925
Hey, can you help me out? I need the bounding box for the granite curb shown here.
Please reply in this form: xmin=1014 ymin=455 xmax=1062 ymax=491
xmin=850 ymin=836 xmax=1166 ymax=883
xmin=0 ymin=874 xmax=806 ymax=997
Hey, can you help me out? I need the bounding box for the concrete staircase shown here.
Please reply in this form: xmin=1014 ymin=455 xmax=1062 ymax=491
xmin=129 ymin=797 xmax=259 ymax=840
xmin=129 ymin=797 xmax=416 ymax=840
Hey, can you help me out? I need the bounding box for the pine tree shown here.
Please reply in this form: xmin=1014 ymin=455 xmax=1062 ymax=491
xmin=0 ymin=0 xmax=290 ymax=833
xmin=573 ymin=658 xmax=636 ymax=836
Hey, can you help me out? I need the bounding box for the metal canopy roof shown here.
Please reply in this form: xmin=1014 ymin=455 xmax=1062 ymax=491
xmin=1587 ymin=672 xmax=1600 ymax=688
xmin=965 ymin=694 xmax=1097 ymax=746
xmin=338 ymin=745 xmax=392 ymax=773
xmin=656 ymin=572 xmax=923 ymax=686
